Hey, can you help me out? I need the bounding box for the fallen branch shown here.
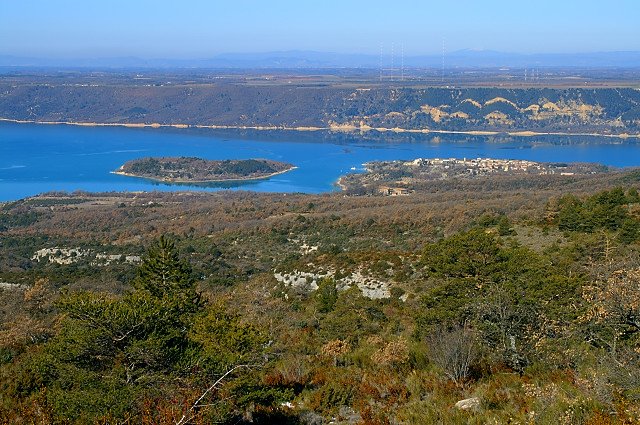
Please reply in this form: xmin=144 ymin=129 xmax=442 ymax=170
xmin=175 ymin=364 xmax=252 ymax=425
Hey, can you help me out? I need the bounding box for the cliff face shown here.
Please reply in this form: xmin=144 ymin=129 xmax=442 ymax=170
xmin=324 ymin=87 xmax=640 ymax=135
xmin=2 ymin=80 xmax=640 ymax=134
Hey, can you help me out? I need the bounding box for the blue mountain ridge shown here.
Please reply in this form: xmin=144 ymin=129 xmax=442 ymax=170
xmin=2 ymin=50 xmax=640 ymax=69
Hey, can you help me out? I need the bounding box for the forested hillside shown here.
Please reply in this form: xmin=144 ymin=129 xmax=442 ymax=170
xmin=2 ymin=73 xmax=640 ymax=135
xmin=1 ymin=169 xmax=640 ymax=423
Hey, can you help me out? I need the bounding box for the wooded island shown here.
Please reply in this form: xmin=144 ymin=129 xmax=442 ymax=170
xmin=113 ymin=156 xmax=296 ymax=182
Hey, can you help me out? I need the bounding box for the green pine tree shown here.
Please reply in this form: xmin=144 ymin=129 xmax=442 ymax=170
xmin=133 ymin=235 xmax=197 ymax=297
xmin=17 ymin=236 xmax=266 ymax=423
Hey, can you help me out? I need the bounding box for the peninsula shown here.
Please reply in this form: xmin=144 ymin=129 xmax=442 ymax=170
xmin=113 ymin=157 xmax=296 ymax=183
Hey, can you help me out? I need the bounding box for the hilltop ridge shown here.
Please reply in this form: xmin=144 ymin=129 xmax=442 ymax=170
xmin=2 ymin=72 xmax=640 ymax=137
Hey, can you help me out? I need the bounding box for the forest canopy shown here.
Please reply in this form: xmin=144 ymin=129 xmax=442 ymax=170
xmin=115 ymin=157 xmax=295 ymax=183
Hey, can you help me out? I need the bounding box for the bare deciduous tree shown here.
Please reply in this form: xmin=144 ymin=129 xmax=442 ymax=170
xmin=427 ymin=325 xmax=477 ymax=386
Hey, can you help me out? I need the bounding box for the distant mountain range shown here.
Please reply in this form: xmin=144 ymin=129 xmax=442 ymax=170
xmin=2 ymin=50 xmax=640 ymax=69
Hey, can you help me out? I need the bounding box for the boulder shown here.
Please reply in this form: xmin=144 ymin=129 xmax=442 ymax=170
xmin=455 ymin=397 xmax=480 ymax=411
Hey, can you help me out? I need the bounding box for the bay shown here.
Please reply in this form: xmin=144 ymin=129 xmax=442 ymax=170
xmin=1 ymin=121 xmax=639 ymax=202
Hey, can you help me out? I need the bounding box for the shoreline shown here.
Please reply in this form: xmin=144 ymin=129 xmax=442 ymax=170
xmin=110 ymin=166 xmax=297 ymax=184
xmin=1 ymin=117 xmax=639 ymax=141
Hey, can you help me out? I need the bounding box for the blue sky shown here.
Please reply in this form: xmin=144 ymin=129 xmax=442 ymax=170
xmin=1 ymin=0 xmax=638 ymax=58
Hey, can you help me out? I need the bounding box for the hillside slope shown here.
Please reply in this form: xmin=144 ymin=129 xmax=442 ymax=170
xmin=2 ymin=76 xmax=640 ymax=135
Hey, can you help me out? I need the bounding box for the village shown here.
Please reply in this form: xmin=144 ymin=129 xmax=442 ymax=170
xmin=338 ymin=157 xmax=609 ymax=196
xmin=410 ymin=157 xmax=570 ymax=176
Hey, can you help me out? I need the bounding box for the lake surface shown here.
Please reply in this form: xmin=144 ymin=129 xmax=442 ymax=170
xmin=1 ymin=121 xmax=640 ymax=202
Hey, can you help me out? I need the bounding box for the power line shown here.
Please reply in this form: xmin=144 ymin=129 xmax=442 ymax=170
xmin=401 ymin=43 xmax=404 ymax=82
xmin=391 ymin=42 xmax=395 ymax=81
xmin=441 ymin=38 xmax=445 ymax=83
xmin=379 ymin=42 xmax=383 ymax=82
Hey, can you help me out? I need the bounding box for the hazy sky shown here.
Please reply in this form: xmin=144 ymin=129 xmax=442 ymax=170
xmin=1 ymin=0 xmax=638 ymax=58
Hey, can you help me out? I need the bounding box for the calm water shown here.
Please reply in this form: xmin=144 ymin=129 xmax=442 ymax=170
xmin=1 ymin=121 xmax=640 ymax=202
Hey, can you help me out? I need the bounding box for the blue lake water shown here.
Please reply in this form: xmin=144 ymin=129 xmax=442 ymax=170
xmin=1 ymin=121 xmax=640 ymax=202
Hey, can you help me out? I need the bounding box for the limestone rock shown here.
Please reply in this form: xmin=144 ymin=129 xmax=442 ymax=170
xmin=455 ymin=397 xmax=480 ymax=411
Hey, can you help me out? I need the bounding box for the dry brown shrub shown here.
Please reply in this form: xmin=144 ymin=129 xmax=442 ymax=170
xmin=371 ymin=337 xmax=409 ymax=365
xmin=321 ymin=339 xmax=350 ymax=357
xmin=366 ymin=334 xmax=385 ymax=347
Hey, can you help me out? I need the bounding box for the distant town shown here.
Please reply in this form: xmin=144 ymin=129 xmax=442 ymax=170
xmin=408 ymin=157 xmax=585 ymax=176
xmin=339 ymin=157 xmax=610 ymax=195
